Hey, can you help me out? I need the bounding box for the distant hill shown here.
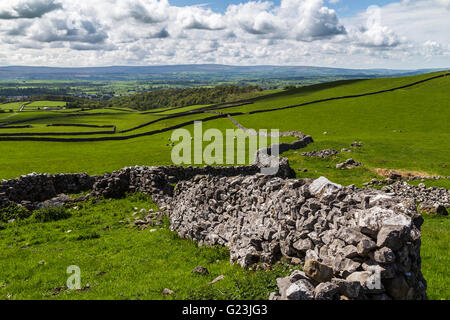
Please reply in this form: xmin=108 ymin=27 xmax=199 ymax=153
xmin=0 ymin=64 xmax=444 ymax=81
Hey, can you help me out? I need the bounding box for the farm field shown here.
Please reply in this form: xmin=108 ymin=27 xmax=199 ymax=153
xmin=0 ymin=194 xmax=296 ymax=300
xmin=0 ymin=71 xmax=448 ymax=186
xmin=0 ymin=193 xmax=447 ymax=300
xmin=0 ymin=71 xmax=449 ymax=300
xmin=0 ymin=102 xmax=28 ymax=111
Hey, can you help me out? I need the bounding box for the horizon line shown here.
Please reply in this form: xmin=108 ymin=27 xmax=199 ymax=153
xmin=0 ymin=64 xmax=448 ymax=72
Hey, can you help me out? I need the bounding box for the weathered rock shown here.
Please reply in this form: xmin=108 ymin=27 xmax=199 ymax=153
xmin=337 ymin=228 xmax=371 ymax=246
xmin=356 ymin=206 xmax=412 ymax=236
xmin=293 ymin=238 xmax=313 ymax=252
xmin=347 ymin=271 xmax=384 ymax=294
xmin=418 ymin=203 xmax=448 ymax=216
xmin=269 ymin=292 xmax=281 ymax=300
xmin=332 ymin=278 xmax=363 ymax=299
xmin=286 ymin=280 xmax=315 ymax=300
xmin=276 ymin=270 xmax=316 ymax=300
xmin=162 ymin=288 xmax=174 ymax=295
xmin=302 ymin=149 xmax=338 ymax=159
xmin=338 ymin=245 xmax=359 ymax=259
xmin=309 ymin=177 xmax=342 ymax=198
xmin=314 ymin=282 xmax=340 ymax=300
xmin=304 ymin=259 xmax=334 ymax=283
xmin=336 ymin=159 xmax=362 ymax=169
xmin=192 ymin=266 xmax=209 ymax=275
xmin=372 ymin=247 xmax=396 ymax=264
xmin=377 ymin=225 xmax=409 ymax=251
xmin=357 ymin=239 xmax=377 ymax=257
xmin=382 ymin=182 xmax=449 ymax=208
xmin=210 ymin=275 xmax=225 ymax=284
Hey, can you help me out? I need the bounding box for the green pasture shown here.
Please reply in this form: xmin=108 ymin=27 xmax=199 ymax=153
xmin=0 ymin=72 xmax=448 ymax=301
xmin=0 ymin=194 xmax=295 ymax=300
xmin=0 ymin=102 xmax=28 ymax=111
xmin=27 ymin=101 xmax=67 ymax=108
xmin=0 ymin=72 xmax=448 ymax=187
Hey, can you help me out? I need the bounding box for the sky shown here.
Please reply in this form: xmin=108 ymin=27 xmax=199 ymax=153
xmin=0 ymin=0 xmax=449 ymax=69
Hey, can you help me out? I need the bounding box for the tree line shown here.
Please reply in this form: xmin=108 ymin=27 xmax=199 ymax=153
xmin=106 ymin=85 xmax=263 ymax=111
xmin=1 ymin=85 xmax=264 ymax=111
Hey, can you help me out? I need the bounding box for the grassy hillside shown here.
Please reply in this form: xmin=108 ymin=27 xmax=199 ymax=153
xmin=0 ymin=194 xmax=294 ymax=300
xmin=0 ymin=194 xmax=447 ymax=300
xmin=0 ymin=72 xmax=448 ymax=300
xmin=0 ymin=72 xmax=448 ymax=187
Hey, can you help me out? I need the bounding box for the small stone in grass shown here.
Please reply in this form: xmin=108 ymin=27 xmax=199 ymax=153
xmin=192 ymin=266 xmax=209 ymax=275
xmin=210 ymin=275 xmax=225 ymax=284
xmin=162 ymin=288 xmax=174 ymax=295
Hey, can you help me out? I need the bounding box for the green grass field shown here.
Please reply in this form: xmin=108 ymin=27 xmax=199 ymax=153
xmin=0 ymin=194 xmax=447 ymax=300
xmin=0 ymin=72 xmax=448 ymax=185
xmin=0 ymin=194 xmax=295 ymax=300
xmin=0 ymin=72 xmax=448 ymax=300
xmin=0 ymin=102 xmax=27 ymax=112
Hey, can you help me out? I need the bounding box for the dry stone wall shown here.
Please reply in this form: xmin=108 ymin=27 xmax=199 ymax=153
xmin=0 ymin=160 xmax=295 ymax=209
xmin=169 ymin=175 xmax=427 ymax=300
xmin=0 ymin=172 xmax=94 ymax=209
xmin=0 ymin=162 xmax=433 ymax=300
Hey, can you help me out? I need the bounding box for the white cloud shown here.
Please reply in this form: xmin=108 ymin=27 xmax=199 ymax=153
xmin=177 ymin=6 xmax=225 ymax=30
xmin=349 ymin=6 xmax=402 ymax=48
xmin=0 ymin=0 xmax=448 ymax=69
xmin=0 ymin=0 xmax=62 ymax=19
xmin=434 ymin=0 xmax=450 ymax=8
xmin=226 ymin=0 xmax=345 ymax=40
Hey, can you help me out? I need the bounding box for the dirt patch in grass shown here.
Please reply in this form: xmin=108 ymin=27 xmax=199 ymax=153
xmin=373 ymin=168 xmax=435 ymax=179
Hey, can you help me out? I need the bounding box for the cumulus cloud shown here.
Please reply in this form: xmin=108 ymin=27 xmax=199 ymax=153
xmin=350 ymin=6 xmax=402 ymax=48
xmin=434 ymin=0 xmax=450 ymax=8
xmin=226 ymin=1 xmax=281 ymax=35
xmin=226 ymin=0 xmax=345 ymax=40
xmin=421 ymin=41 xmax=449 ymax=58
xmin=0 ymin=0 xmax=62 ymax=19
xmin=114 ymin=0 xmax=170 ymax=24
xmin=28 ymin=16 xmax=108 ymax=44
xmin=0 ymin=0 xmax=448 ymax=68
xmin=177 ymin=6 xmax=225 ymax=30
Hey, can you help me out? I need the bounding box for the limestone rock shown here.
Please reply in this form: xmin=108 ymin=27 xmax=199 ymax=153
xmin=418 ymin=203 xmax=448 ymax=216
xmin=192 ymin=266 xmax=209 ymax=275
xmin=357 ymin=239 xmax=377 ymax=257
xmin=304 ymin=259 xmax=334 ymax=283
xmin=309 ymin=177 xmax=342 ymax=198
xmin=332 ymin=278 xmax=363 ymax=299
xmin=314 ymin=282 xmax=340 ymax=300
xmin=286 ymin=280 xmax=315 ymax=300
xmin=372 ymin=247 xmax=396 ymax=264
xmin=377 ymin=225 xmax=409 ymax=251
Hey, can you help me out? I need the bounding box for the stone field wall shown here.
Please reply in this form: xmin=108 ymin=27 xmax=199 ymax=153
xmin=1 ymin=160 xmax=444 ymax=300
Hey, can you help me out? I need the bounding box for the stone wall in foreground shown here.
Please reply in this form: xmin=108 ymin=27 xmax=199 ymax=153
xmin=169 ymin=175 xmax=427 ymax=300
xmin=0 ymin=159 xmax=295 ymax=209
xmin=0 ymin=173 xmax=94 ymax=208
xmin=0 ymin=163 xmax=429 ymax=300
